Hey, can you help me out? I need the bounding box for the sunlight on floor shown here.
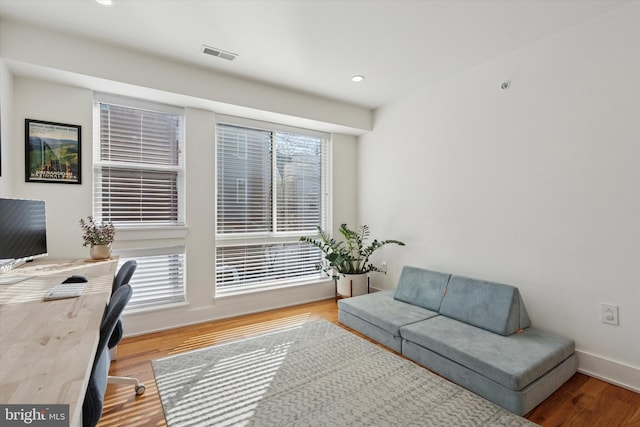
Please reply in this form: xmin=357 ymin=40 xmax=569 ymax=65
xmin=98 ymin=306 xmax=336 ymax=426
xmin=100 ymin=387 xmax=163 ymax=427
xmin=168 ymin=312 xmax=311 ymax=355
xmin=159 ymin=333 xmax=296 ymax=426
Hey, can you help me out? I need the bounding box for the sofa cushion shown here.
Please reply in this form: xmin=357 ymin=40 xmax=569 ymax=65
xmin=439 ymin=275 xmax=531 ymax=336
xmin=338 ymin=290 xmax=439 ymax=336
xmin=393 ymin=266 xmax=450 ymax=312
xmin=400 ymin=315 xmax=575 ymax=391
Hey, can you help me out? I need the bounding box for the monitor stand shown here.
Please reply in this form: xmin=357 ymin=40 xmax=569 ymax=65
xmin=0 ymin=258 xmax=27 ymax=274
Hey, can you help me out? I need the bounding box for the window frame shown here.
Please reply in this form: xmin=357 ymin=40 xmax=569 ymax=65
xmin=215 ymin=115 xmax=332 ymax=294
xmin=92 ymin=93 xmax=186 ymax=230
xmin=114 ymin=245 xmax=188 ymax=313
xmin=93 ymin=93 xmax=188 ymax=312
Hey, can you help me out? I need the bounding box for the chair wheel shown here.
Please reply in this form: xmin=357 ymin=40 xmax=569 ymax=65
xmin=135 ymin=384 xmax=146 ymax=395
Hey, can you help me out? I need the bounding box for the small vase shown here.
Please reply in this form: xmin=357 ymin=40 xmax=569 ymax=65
xmin=90 ymin=244 xmax=112 ymax=260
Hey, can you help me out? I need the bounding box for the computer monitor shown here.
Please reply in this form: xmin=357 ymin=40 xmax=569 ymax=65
xmin=0 ymin=198 xmax=48 ymax=273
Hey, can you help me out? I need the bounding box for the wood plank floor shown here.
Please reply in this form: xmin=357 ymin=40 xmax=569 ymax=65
xmin=99 ymin=299 xmax=640 ymax=427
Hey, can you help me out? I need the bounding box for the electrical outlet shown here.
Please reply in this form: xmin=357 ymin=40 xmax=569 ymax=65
xmin=600 ymin=303 xmax=619 ymax=325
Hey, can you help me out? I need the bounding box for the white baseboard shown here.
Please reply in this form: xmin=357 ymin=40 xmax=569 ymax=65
xmin=575 ymin=349 xmax=640 ymax=393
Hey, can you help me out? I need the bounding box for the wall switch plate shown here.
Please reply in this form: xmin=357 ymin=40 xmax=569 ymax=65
xmin=600 ymin=303 xmax=619 ymax=325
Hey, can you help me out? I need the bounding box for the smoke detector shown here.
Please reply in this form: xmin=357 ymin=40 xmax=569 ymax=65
xmin=202 ymin=45 xmax=238 ymax=61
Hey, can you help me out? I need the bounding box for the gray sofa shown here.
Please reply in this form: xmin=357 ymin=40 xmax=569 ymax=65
xmin=338 ymin=266 xmax=578 ymax=416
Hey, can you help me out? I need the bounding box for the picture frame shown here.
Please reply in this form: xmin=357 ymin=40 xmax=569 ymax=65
xmin=25 ymin=119 xmax=81 ymax=184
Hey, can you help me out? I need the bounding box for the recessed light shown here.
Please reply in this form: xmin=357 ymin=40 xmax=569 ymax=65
xmin=96 ymin=0 xmax=114 ymax=6
xmin=351 ymin=75 xmax=365 ymax=83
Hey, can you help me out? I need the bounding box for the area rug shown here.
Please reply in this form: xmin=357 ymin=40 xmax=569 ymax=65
xmin=152 ymin=319 xmax=537 ymax=427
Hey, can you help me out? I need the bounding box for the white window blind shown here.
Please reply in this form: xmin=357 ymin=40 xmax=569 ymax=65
xmin=115 ymin=246 xmax=186 ymax=312
xmin=93 ymin=95 xmax=187 ymax=312
xmin=93 ymin=96 xmax=184 ymax=226
xmin=217 ymin=124 xmax=272 ymax=234
xmin=215 ymin=117 xmax=330 ymax=293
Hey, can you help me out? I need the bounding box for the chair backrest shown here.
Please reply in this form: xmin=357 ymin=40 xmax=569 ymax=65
xmin=111 ymin=260 xmax=137 ymax=294
xmin=83 ymin=284 xmax=132 ymax=427
xmin=108 ymin=260 xmax=137 ymax=349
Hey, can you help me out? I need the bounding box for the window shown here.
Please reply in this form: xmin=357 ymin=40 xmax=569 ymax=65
xmin=93 ymin=94 xmax=184 ymax=227
xmin=215 ymin=116 xmax=330 ymax=293
xmin=94 ymin=94 xmax=186 ymax=310
xmin=115 ymin=246 xmax=186 ymax=312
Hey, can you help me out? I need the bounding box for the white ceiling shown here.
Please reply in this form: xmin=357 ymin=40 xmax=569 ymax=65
xmin=0 ymin=0 xmax=628 ymax=109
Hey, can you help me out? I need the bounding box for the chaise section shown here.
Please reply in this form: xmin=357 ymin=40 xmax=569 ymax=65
xmin=401 ymin=274 xmax=577 ymax=415
xmin=402 ymin=337 xmax=578 ymax=416
xmin=400 ymin=316 xmax=575 ymax=390
xmin=338 ymin=290 xmax=438 ymax=352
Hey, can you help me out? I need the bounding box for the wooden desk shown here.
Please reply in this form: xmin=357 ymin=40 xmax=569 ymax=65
xmin=0 ymin=258 xmax=118 ymax=427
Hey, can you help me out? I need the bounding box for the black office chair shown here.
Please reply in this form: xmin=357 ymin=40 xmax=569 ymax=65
xmin=111 ymin=259 xmax=137 ymax=295
xmin=83 ymin=284 xmax=132 ymax=427
xmin=107 ymin=260 xmax=145 ymax=395
xmin=108 ymin=260 xmax=137 ymax=348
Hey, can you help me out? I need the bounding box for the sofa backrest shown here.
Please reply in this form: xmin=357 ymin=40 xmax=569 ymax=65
xmin=393 ymin=266 xmax=450 ymax=312
xmin=439 ymin=275 xmax=531 ymax=336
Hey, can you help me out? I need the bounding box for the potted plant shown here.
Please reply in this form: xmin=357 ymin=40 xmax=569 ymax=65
xmin=80 ymin=216 xmax=116 ymax=259
xmin=300 ymin=223 xmax=405 ymax=297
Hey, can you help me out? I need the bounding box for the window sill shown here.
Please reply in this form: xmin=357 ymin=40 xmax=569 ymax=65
xmin=214 ymin=278 xmax=333 ymax=299
xmin=124 ymin=300 xmax=189 ymax=316
xmin=115 ymin=226 xmax=189 ymax=241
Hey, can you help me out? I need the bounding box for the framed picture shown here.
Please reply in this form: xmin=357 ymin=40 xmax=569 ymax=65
xmin=25 ymin=119 xmax=81 ymax=184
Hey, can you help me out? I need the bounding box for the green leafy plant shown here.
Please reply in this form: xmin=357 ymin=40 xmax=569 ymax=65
xmin=300 ymin=224 xmax=405 ymax=279
xmin=79 ymin=216 xmax=116 ymax=247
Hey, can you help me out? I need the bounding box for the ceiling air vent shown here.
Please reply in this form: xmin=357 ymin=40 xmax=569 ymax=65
xmin=202 ymin=45 xmax=238 ymax=61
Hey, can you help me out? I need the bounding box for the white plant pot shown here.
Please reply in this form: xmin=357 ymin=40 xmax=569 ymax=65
xmin=90 ymin=244 xmax=112 ymax=260
xmin=336 ymin=273 xmax=369 ymax=297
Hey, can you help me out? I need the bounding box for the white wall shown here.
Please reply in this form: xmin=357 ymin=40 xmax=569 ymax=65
xmin=11 ymin=79 xmax=94 ymax=255
xmin=0 ymin=59 xmax=14 ymax=196
xmin=359 ymin=4 xmax=640 ymax=391
xmin=331 ymin=133 xmax=359 ymax=235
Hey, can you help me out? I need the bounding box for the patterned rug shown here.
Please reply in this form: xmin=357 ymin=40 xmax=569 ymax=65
xmin=152 ymin=319 xmax=537 ymax=427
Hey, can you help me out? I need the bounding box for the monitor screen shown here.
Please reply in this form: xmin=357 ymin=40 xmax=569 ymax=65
xmin=0 ymin=198 xmax=48 ymax=262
